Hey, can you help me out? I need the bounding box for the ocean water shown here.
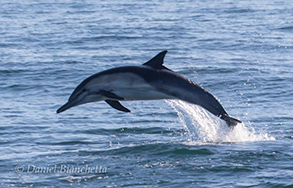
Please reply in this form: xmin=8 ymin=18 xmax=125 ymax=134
xmin=1 ymin=0 xmax=292 ymax=187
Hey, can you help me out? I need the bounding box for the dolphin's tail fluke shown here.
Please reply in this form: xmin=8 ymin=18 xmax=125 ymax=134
xmin=221 ymin=115 xmax=242 ymax=127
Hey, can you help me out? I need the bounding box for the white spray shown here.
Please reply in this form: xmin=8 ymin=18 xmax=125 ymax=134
xmin=167 ymin=100 xmax=275 ymax=143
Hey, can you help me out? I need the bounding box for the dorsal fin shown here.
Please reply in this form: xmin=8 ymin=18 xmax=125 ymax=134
xmin=143 ymin=50 xmax=168 ymax=69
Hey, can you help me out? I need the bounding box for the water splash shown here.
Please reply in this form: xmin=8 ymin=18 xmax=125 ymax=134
xmin=167 ymin=100 xmax=275 ymax=143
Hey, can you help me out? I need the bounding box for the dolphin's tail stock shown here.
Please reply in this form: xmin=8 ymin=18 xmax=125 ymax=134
xmin=221 ymin=115 xmax=242 ymax=127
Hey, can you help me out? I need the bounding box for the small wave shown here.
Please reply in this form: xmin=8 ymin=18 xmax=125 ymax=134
xmin=278 ymin=26 xmax=293 ymax=31
xmin=166 ymin=100 xmax=275 ymax=143
xmin=78 ymin=142 xmax=215 ymax=157
xmin=75 ymin=127 xmax=174 ymax=136
xmin=224 ymin=8 xmax=255 ymax=14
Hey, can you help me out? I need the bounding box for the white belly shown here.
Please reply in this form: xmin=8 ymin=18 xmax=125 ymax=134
xmin=114 ymin=87 xmax=175 ymax=101
xmin=88 ymin=72 xmax=175 ymax=101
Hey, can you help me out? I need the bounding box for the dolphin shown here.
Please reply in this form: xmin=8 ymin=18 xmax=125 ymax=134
xmin=57 ymin=50 xmax=242 ymax=126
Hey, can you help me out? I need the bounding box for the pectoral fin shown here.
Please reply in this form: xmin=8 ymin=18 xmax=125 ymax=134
xmin=100 ymin=90 xmax=124 ymax=100
xmin=105 ymin=100 xmax=131 ymax=113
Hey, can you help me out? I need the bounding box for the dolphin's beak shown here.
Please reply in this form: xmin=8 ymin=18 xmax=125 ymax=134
xmin=56 ymin=100 xmax=77 ymax=113
xmin=57 ymin=90 xmax=87 ymax=113
xmin=57 ymin=90 xmax=104 ymax=113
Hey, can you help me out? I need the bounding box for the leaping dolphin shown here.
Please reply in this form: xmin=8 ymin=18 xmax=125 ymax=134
xmin=57 ymin=50 xmax=242 ymax=126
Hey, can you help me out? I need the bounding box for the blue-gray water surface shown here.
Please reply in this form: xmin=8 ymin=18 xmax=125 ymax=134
xmin=1 ymin=0 xmax=292 ymax=187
